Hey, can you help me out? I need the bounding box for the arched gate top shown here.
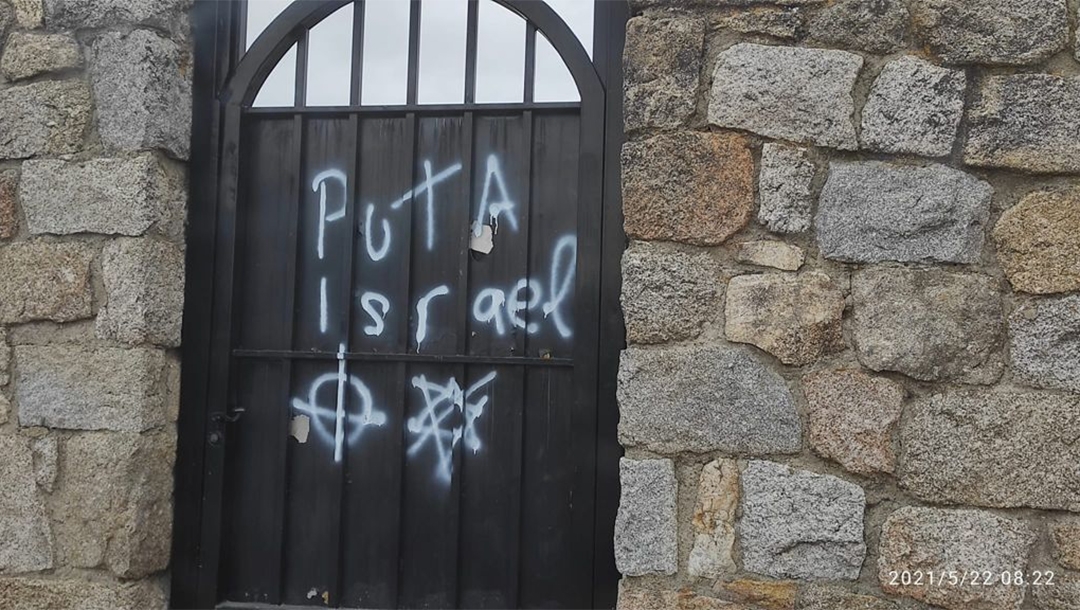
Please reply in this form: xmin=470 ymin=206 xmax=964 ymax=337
xmin=223 ymin=0 xmax=603 ymax=108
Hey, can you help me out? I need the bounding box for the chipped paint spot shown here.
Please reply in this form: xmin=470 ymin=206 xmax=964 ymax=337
xmin=469 ymin=223 xmax=494 ymax=254
xmin=290 ymin=415 xmax=310 ymax=443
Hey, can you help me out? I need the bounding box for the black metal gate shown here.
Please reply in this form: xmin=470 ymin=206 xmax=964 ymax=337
xmin=172 ymin=1 xmax=626 ymax=608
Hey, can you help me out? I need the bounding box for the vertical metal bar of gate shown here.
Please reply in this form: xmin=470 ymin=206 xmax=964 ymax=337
xmin=453 ymin=3 xmax=480 ymax=606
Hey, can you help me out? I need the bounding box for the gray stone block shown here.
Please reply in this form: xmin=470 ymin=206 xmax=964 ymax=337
xmin=0 ymin=242 xmax=94 ymax=325
xmin=964 ymin=74 xmax=1080 ymax=174
xmin=806 ymin=0 xmax=909 ymax=53
xmin=614 ymin=458 xmax=677 ymax=576
xmin=708 ymin=43 xmax=863 ymax=150
xmin=878 ymin=506 xmax=1035 ymax=610
xmin=910 ymin=0 xmax=1068 ymax=65
xmin=738 ymin=461 xmax=866 ymax=580
xmin=621 ymin=241 xmax=720 ymax=345
xmin=0 ymin=31 xmax=80 ymax=81
xmin=899 ymin=390 xmax=1080 ymax=512
xmin=817 ymin=161 xmax=992 ymax=264
xmin=15 ymin=345 xmax=178 ymax=432
xmin=44 ymin=0 xmax=187 ymax=29
xmin=0 ymin=79 xmax=90 ymax=159
xmin=1010 ymin=295 xmax=1080 ymax=393
xmin=851 ymin=269 xmax=1004 ymax=382
xmin=0 ymin=170 xmax=17 ymax=240
xmin=618 ymin=344 xmax=801 ymax=454
xmin=1033 ymin=571 xmax=1080 ymax=610
xmin=861 ymin=56 xmax=966 ymax=157
xmin=757 ymin=143 xmax=815 ymax=234
xmin=716 ymin=7 xmax=802 ymax=39
xmin=623 ymin=15 xmax=703 ymax=132
xmin=97 ymin=238 xmax=185 ymax=348
xmin=21 ymin=154 xmax=186 ymax=238
xmin=89 ymin=29 xmax=192 ymax=159
xmin=0 ymin=435 xmax=53 ymax=573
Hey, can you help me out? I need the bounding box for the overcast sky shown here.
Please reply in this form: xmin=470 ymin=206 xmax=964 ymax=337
xmin=246 ymin=0 xmax=594 ymax=107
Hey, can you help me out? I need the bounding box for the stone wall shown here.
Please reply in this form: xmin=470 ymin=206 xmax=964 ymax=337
xmin=0 ymin=0 xmax=189 ymax=607
xmin=617 ymin=1 xmax=1080 ymax=609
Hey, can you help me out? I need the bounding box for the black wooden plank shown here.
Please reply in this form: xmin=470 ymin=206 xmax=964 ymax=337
xmin=458 ymin=364 xmax=524 ymax=608
xmin=351 ymin=116 xmax=419 ymax=352
xmin=518 ymin=112 xmax=591 ymax=609
xmin=397 ymin=363 xmax=464 ymax=609
xmin=525 ymin=114 xmax=579 ymax=360
xmin=338 ymin=361 xmax=400 ymax=608
xmin=280 ymin=359 xmax=343 ymax=606
xmin=235 ymin=117 xmax=297 ymax=351
xmin=339 ymin=114 xmax=414 ymax=608
xmin=224 ymin=113 xmax=301 ymax=604
xmin=465 ymin=114 xmax=531 ymax=358
xmin=294 ymin=117 xmax=354 ymax=352
xmin=406 ymin=116 xmax=469 ymax=356
xmin=219 ymin=358 xmax=286 ymax=604
xmin=281 ymin=117 xmax=356 ymax=606
xmin=518 ymin=367 xmax=588 ymax=609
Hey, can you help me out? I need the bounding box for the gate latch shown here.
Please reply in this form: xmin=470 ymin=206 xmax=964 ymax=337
xmin=210 ymin=406 xmax=246 ymax=424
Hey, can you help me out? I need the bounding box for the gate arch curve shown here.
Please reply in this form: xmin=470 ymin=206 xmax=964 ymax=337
xmin=225 ymin=0 xmax=603 ymax=108
xmin=175 ymin=1 xmax=622 ymax=608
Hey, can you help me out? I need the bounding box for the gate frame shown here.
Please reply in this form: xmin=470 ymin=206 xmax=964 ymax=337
xmin=171 ymin=1 xmax=628 ymax=607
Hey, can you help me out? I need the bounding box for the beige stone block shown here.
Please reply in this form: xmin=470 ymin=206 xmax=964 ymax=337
xmin=803 ymin=369 xmax=904 ymax=475
xmin=51 ymin=430 xmax=175 ymax=578
xmin=0 ymin=242 xmax=93 ymax=325
xmin=993 ymin=189 xmax=1080 ymax=294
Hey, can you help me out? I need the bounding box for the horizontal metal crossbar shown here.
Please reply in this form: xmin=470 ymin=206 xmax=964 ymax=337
xmin=232 ymin=348 xmax=574 ymax=367
xmin=243 ymin=101 xmax=581 ymax=116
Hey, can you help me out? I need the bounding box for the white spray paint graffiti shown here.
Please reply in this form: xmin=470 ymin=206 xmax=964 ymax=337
xmin=357 ymin=161 xmax=463 ymax=261
xmin=289 ymin=344 xmax=388 ymax=464
xmin=473 ymin=154 xmax=519 ymax=236
xmin=415 ymin=284 xmax=450 ymax=351
xmin=360 ymin=291 xmax=390 ymax=337
xmin=291 ymin=153 xmax=573 ymax=482
xmin=406 ymin=371 xmax=498 ymax=484
xmin=363 ymin=203 xmax=391 ymax=262
xmin=312 ymin=169 xmax=348 ymax=261
xmin=467 ymin=235 xmax=576 ymax=338
xmin=542 ymin=235 xmax=577 ymax=339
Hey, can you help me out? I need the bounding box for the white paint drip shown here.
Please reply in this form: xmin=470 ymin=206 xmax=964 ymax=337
xmin=415 ymin=284 xmax=450 ymax=351
xmin=472 ymin=288 xmax=507 ymax=335
xmin=406 ymin=371 xmax=498 ymax=483
xmin=506 ymin=278 xmax=542 ymax=334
